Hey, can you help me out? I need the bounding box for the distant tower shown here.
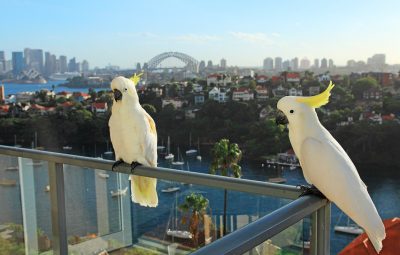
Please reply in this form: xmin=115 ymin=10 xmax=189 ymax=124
xmin=136 ymin=62 xmax=141 ymax=71
xmin=143 ymin=62 xmax=148 ymax=70
xmin=282 ymin=60 xmax=290 ymax=71
xmin=328 ymin=59 xmax=334 ymax=68
xmin=81 ymin=60 xmax=89 ymax=73
xmin=314 ymin=58 xmax=320 ymax=69
xmin=59 ymin=55 xmax=68 ymax=73
xmin=199 ymin=60 xmax=206 ymax=72
xmin=220 ymin=58 xmax=227 ymax=69
xmin=263 ymin=57 xmax=273 ymax=71
xmin=291 ymin=57 xmax=299 ymax=70
xmin=12 ymin=52 xmax=24 ymax=76
xmin=300 ymin=58 xmax=310 ymax=69
xmin=68 ymin=57 xmax=77 ymax=72
xmin=320 ymin=58 xmax=328 ymax=69
xmin=207 ymin=60 xmax=213 ymax=69
xmin=275 ymin=57 xmax=283 ymax=71
xmin=24 ymin=48 xmax=44 ymax=73
xmin=0 ymin=51 xmax=5 ymax=72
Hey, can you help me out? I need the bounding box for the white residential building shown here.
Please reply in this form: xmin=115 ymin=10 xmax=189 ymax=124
xmin=232 ymin=88 xmax=254 ymax=101
xmin=208 ymin=87 xmax=228 ymax=103
xmin=207 ymin=74 xmax=231 ymax=86
xmin=288 ymin=88 xmax=303 ymax=96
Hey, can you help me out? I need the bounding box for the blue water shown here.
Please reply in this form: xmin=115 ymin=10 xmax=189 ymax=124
xmin=2 ymin=81 xmax=107 ymax=96
xmin=0 ymin=154 xmax=399 ymax=254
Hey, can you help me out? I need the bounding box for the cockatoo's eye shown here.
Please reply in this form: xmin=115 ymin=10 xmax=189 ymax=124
xmin=289 ymin=110 xmax=294 ymax=114
xmin=124 ymin=88 xmax=128 ymax=92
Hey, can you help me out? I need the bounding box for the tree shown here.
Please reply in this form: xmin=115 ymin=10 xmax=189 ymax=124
xmin=352 ymin=77 xmax=379 ymax=99
xmin=179 ymin=193 xmax=209 ymax=247
xmin=209 ymin=139 xmax=242 ymax=235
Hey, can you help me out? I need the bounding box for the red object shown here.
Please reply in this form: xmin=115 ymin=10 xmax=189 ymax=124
xmin=339 ymin=217 xmax=400 ymax=255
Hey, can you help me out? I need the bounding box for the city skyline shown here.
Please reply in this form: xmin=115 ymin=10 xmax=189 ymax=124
xmin=2 ymin=0 xmax=400 ymax=68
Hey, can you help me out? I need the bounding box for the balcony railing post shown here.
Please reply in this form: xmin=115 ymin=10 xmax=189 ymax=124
xmin=317 ymin=203 xmax=331 ymax=255
xmin=310 ymin=211 xmax=318 ymax=255
xmin=48 ymin=162 xmax=68 ymax=255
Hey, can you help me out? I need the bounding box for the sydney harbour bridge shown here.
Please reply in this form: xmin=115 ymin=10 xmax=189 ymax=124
xmin=146 ymin=52 xmax=199 ymax=73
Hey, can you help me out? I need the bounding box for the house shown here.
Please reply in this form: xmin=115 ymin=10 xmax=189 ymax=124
xmin=194 ymin=93 xmax=205 ymax=105
xmin=16 ymin=92 xmax=34 ymax=103
xmin=317 ymin=73 xmax=331 ymax=82
xmin=232 ymin=87 xmax=254 ymax=101
xmin=72 ymin=92 xmax=90 ymax=102
xmin=288 ymin=87 xmax=303 ymax=96
xmin=91 ymin=102 xmax=108 ymax=113
xmin=362 ymin=72 xmax=393 ymax=87
xmin=4 ymin=95 xmax=16 ymax=104
xmin=272 ymin=85 xmax=287 ymax=98
xmin=309 ymin=86 xmax=320 ymax=96
xmin=259 ymin=107 xmax=273 ymax=119
xmin=207 ymin=74 xmax=231 ymax=86
xmin=208 ymin=87 xmax=228 ymax=103
xmin=256 ymin=75 xmax=269 ymax=85
xmin=0 ymin=105 xmax=10 ymax=116
xmin=271 ymin=76 xmax=281 ymax=85
xmin=162 ymin=98 xmax=185 ymax=109
xmin=29 ymin=104 xmax=56 ymax=115
xmin=185 ymin=108 xmax=200 ymax=119
xmin=282 ymin=72 xmax=300 ymax=83
xmin=363 ymin=88 xmax=382 ymax=100
xmin=56 ymin=91 xmax=72 ymax=100
xmin=256 ymin=87 xmax=269 ymax=101
xmin=193 ymin=83 xmax=203 ymax=93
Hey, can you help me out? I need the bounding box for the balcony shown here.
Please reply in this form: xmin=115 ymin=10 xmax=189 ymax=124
xmin=0 ymin=145 xmax=330 ymax=255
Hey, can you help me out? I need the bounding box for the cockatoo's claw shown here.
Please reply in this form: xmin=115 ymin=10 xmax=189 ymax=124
xmin=298 ymin=185 xmax=326 ymax=198
xmin=112 ymin=160 xmax=124 ymax=171
xmin=130 ymin=161 xmax=142 ymax=174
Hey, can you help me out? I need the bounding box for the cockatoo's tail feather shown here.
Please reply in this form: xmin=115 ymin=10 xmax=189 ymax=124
xmin=129 ymin=73 xmax=143 ymax=86
xmin=296 ymin=81 xmax=335 ymax=108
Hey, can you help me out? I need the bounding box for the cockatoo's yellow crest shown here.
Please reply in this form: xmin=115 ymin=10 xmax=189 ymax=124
xmin=129 ymin=73 xmax=143 ymax=86
xmin=297 ymin=81 xmax=335 ymax=108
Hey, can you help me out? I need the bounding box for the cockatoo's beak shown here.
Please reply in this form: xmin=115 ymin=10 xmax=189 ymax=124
xmin=113 ymin=89 xmax=122 ymax=101
xmin=275 ymin=110 xmax=288 ymax=125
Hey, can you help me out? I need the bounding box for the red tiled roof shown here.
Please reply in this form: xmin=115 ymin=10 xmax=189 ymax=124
xmin=287 ymin=73 xmax=300 ymax=79
xmin=382 ymin=114 xmax=395 ymax=121
xmin=57 ymin=91 xmax=71 ymax=95
xmin=92 ymin=102 xmax=107 ymax=109
xmin=61 ymin=101 xmax=74 ymax=107
xmin=0 ymin=105 xmax=9 ymax=113
xmin=257 ymin=75 xmax=269 ymax=79
xmin=271 ymin=76 xmax=281 ymax=82
xmin=235 ymin=87 xmax=250 ymax=93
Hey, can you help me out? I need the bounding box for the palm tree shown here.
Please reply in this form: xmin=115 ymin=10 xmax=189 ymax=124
xmin=209 ymin=138 xmax=242 ymax=236
xmin=179 ymin=193 xmax=209 ymax=247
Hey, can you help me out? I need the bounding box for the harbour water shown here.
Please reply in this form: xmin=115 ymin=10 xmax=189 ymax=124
xmin=0 ymin=152 xmax=399 ymax=254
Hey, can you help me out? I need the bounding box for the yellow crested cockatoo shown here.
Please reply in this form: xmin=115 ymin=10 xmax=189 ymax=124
xmin=276 ymin=81 xmax=385 ymax=253
xmin=109 ymin=74 xmax=158 ymax=207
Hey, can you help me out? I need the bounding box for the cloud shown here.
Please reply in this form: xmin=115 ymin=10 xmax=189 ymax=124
xmin=229 ymin=32 xmax=274 ymax=44
xmin=116 ymin=32 xmax=159 ymax=38
xmin=172 ymin=34 xmax=220 ymax=43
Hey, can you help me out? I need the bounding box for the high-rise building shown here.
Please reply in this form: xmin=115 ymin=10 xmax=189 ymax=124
xmin=207 ymin=60 xmax=213 ymax=69
xmin=0 ymin=51 xmax=4 ymax=72
xmin=136 ymin=63 xmax=141 ymax=71
xmin=199 ymin=60 xmax=206 ymax=72
xmin=263 ymin=57 xmax=273 ymax=70
xmin=320 ymin=58 xmax=328 ymax=69
xmin=291 ymin=57 xmax=299 ymax=70
xmin=68 ymin=57 xmax=77 ymax=72
xmin=368 ymin=54 xmax=386 ymax=69
xmin=300 ymin=58 xmax=310 ymax=69
xmin=347 ymin=59 xmax=356 ymax=67
xmin=24 ymin=48 xmax=44 ymax=73
xmin=220 ymin=58 xmax=227 ymax=69
xmin=12 ymin=52 xmax=24 ymax=76
xmin=81 ymin=60 xmax=89 ymax=73
xmin=45 ymin=52 xmax=58 ymax=75
xmin=275 ymin=57 xmax=283 ymax=70
xmin=59 ymin=56 xmax=67 ymax=73
xmin=328 ymin=59 xmax=334 ymax=68
xmin=314 ymin=59 xmax=319 ymax=69
xmin=282 ymin=60 xmax=290 ymax=70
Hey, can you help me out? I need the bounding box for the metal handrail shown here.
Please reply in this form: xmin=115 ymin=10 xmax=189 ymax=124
xmin=192 ymin=195 xmax=329 ymax=255
xmin=0 ymin=145 xmax=300 ymax=199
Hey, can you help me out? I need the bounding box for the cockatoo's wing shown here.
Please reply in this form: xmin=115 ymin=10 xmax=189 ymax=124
xmin=142 ymin=108 xmax=157 ymax=167
xmin=300 ymin=137 xmax=385 ymax=253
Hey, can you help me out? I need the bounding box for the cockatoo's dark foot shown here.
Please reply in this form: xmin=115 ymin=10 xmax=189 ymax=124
xmin=297 ymin=184 xmax=325 ymax=198
xmin=112 ymin=159 xmax=124 ymax=171
xmin=130 ymin=161 xmax=142 ymax=173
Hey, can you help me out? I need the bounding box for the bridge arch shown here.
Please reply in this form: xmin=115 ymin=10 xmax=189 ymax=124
xmin=147 ymin=52 xmax=199 ymax=73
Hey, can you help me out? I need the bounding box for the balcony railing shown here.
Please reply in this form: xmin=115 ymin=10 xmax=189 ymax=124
xmin=0 ymin=145 xmax=331 ymax=255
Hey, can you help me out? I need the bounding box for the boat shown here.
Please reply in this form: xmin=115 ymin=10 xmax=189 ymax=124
xmin=335 ymin=212 xmax=364 ymax=235
xmin=62 ymin=146 xmax=72 ymax=150
xmin=268 ymin=177 xmax=287 ymax=184
xmin=49 ymin=72 xmax=81 ymax=81
xmin=5 ymin=166 xmax=18 ymax=171
xmin=166 ymin=229 xmax=192 ymax=239
xmin=44 ymin=185 xmax=50 ymax=192
xmin=196 ymin=138 xmax=202 ymax=161
xmin=97 ymin=173 xmax=109 ymax=179
xmin=290 ymin=165 xmax=297 ymax=170
xmin=111 ymin=187 xmax=128 ymax=197
xmin=161 ymin=186 xmax=180 ymax=193
xmin=157 ymin=138 xmax=166 ymax=151
xmin=0 ymin=179 xmax=17 ymax=186
xmin=103 ymin=140 xmax=113 ymax=157
xmin=164 ymin=136 xmax=174 ymax=160
xmin=185 ymin=133 xmax=198 ymax=155
xmin=171 ymin=147 xmax=184 ymax=165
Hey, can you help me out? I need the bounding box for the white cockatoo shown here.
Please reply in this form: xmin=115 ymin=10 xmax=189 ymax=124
xmin=109 ymin=74 xmax=158 ymax=207
xmin=276 ymin=81 xmax=385 ymax=253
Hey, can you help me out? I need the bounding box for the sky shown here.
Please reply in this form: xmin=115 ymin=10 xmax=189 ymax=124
xmin=1 ymin=0 xmax=400 ymax=68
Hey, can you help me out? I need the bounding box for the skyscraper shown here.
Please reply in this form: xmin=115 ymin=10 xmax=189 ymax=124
xmin=207 ymin=60 xmax=213 ymax=69
xmin=59 ymin=55 xmax=68 ymax=73
xmin=136 ymin=62 xmax=141 ymax=71
xmin=68 ymin=57 xmax=77 ymax=72
xmin=0 ymin=51 xmax=4 ymax=72
xmin=263 ymin=57 xmax=273 ymax=70
xmin=220 ymin=58 xmax=227 ymax=69
xmin=24 ymin=48 xmax=44 ymax=73
xmin=291 ymin=57 xmax=299 ymax=70
xmin=369 ymin=54 xmax=386 ymax=69
xmin=81 ymin=60 xmax=89 ymax=73
xmin=320 ymin=58 xmax=328 ymax=69
xmin=12 ymin=52 xmax=24 ymax=76
xmin=328 ymin=59 xmax=334 ymax=68
xmin=275 ymin=57 xmax=283 ymax=70
xmin=314 ymin=59 xmax=319 ymax=69
xmin=300 ymin=58 xmax=310 ymax=69
xmin=282 ymin=60 xmax=290 ymax=71
xmin=199 ymin=60 xmax=206 ymax=72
